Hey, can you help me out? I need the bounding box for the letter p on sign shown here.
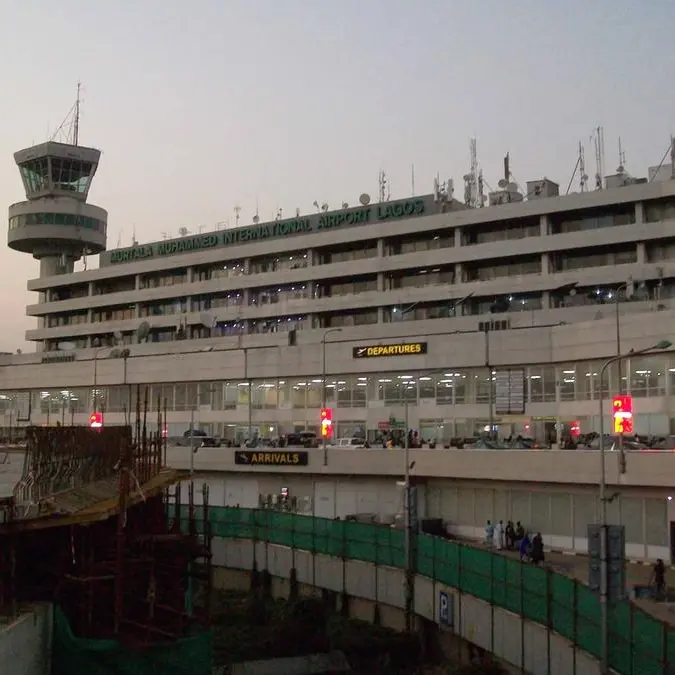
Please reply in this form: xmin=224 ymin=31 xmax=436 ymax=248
xmin=439 ymin=591 xmax=452 ymax=628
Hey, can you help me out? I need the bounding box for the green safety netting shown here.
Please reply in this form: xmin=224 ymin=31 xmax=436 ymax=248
xmin=189 ymin=506 xmax=673 ymax=675
xmin=52 ymin=605 xmax=212 ymax=675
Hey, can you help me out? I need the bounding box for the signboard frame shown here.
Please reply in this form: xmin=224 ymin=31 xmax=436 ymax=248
xmin=439 ymin=590 xmax=453 ymax=628
xmin=352 ymin=342 xmax=428 ymax=359
xmin=234 ymin=450 xmax=309 ymax=467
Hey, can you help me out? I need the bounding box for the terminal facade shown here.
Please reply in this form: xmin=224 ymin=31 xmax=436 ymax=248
xmin=4 ymin=138 xmax=675 ymax=442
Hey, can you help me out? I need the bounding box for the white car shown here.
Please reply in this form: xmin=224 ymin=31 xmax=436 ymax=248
xmin=335 ymin=437 xmax=366 ymax=449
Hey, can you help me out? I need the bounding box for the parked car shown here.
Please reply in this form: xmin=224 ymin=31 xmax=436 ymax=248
xmin=285 ymin=432 xmax=320 ymax=448
xmin=334 ymin=437 xmax=366 ymax=449
xmin=175 ymin=429 xmax=220 ymax=448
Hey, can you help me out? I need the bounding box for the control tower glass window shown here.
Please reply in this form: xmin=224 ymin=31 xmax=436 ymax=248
xmin=20 ymin=158 xmax=50 ymax=193
xmin=50 ymin=158 xmax=93 ymax=193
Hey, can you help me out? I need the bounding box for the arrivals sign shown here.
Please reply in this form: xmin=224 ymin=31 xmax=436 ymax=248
xmin=234 ymin=450 xmax=309 ymax=466
xmin=104 ymin=197 xmax=430 ymax=266
xmin=352 ymin=342 xmax=428 ymax=359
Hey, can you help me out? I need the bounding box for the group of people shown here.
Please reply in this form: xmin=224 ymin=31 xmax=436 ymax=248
xmin=484 ymin=520 xmax=545 ymax=566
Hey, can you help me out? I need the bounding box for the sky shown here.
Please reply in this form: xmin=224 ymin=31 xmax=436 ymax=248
xmin=0 ymin=0 xmax=674 ymax=351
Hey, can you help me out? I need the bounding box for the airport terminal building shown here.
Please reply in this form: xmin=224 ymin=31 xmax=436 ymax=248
xmin=4 ymin=139 xmax=675 ymax=443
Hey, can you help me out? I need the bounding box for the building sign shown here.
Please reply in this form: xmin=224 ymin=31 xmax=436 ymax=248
xmin=104 ymin=197 xmax=431 ymax=266
xmin=439 ymin=591 xmax=453 ymax=628
xmin=234 ymin=450 xmax=309 ymax=466
xmin=352 ymin=342 xmax=427 ymax=359
xmin=41 ymin=354 xmax=75 ymax=364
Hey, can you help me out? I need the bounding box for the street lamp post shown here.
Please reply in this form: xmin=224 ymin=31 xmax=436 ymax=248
xmin=612 ymin=282 xmax=631 ymax=394
xmin=321 ymin=328 xmax=342 ymax=465
xmin=597 ymin=339 xmax=671 ymax=675
xmin=92 ymin=347 xmax=109 ymax=413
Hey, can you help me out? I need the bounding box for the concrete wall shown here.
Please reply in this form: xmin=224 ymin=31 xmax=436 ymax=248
xmin=0 ymin=604 xmax=52 ymax=675
xmin=213 ymin=537 xmax=602 ymax=675
xmin=167 ymin=444 xmax=675 ymax=489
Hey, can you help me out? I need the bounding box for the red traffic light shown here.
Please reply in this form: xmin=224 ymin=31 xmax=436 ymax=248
xmin=320 ymin=408 xmax=333 ymax=438
xmin=89 ymin=411 xmax=103 ymax=429
xmin=612 ymin=395 xmax=633 ymax=434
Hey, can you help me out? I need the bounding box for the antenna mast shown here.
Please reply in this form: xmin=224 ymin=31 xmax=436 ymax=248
xmin=617 ymin=137 xmax=626 ymax=173
xmin=73 ymin=82 xmax=81 ymax=147
xmin=579 ymin=142 xmax=588 ymax=192
xmin=234 ymin=205 xmax=241 ymax=227
xmin=464 ymin=138 xmax=484 ymax=208
xmin=593 ymin=126 xmax=605 ymax=190
xmin=378 ymin=170 xmax=388 ymax=203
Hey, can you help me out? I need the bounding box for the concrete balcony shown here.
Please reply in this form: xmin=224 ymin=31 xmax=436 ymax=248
xmin=165 ymin=445 xmax=675 ymax=489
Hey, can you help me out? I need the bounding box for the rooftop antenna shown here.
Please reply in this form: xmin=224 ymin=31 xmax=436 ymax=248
xmin=234 ymin=205 xmax=241 ymax=227
xmin=592 ymin=125 xmax=605 ymax=190
xmin=132 ymin=225 xmax=138 ymax=246
xmin=579 ymin=142 xmax=588 ymax=192
xmin=73 ymin=82 xmax=81 ymax=147
xmin=411 ymin=164 xmax=416 ymax=197
xmin=671 ymin=135 xmax=675 ymax=179
xmin=378 ymin=170 xmax=388 ymax=203
xmin=617 ymin=137 xmax=626 ymax=173
xmin=116 ymin=230 xmax=122 ymax=248
xmin=49 ymin=82 xmax=83 ymax=145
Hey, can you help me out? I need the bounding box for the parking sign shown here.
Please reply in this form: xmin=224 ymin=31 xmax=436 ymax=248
xmin=439 ymin=591 xmax=452 ymax=627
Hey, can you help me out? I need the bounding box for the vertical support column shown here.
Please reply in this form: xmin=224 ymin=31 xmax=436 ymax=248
xmin=636 ymin=242 xmax=646 ymax=265
xmin=454 ymin=226 xmax=462 ymax=248
xmin=635 ymin=201 xmax=645 ymax=225
xmin=539 ymin=214 xmax=548 ymax=236
xmin=541 ymin=252 xmax=550 ymax=275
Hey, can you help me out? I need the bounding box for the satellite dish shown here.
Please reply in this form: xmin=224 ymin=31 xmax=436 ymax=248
xmin=57 ymin=341 xmax=76 ymax=351
xmin=359 ymin=193 xmax=371 ymax=206
xmin=341 ymin=202 xmax=349 ymax=209
xmin=253 ymin=215 xmax=260 ymax=224
xmin=497 ymin=179 xmax=508 ymax=189
xmin=178 ymin=227 xmax=189 ymax=237
xmin=321 ymin=203 xmax=329 ymax=212
xmin=199 ymin=312 xmax=214 ymax=328
xmin=137 ymin=321 xmax=151 ymax=343
xmin=109 ymin=348 xmax=121 ymax=359
xmin=113 ymin=330 xmax=123 ymax=343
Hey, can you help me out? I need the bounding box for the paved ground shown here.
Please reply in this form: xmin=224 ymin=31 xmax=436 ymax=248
xmin=470 ymin=539 xmax=675 ymax=626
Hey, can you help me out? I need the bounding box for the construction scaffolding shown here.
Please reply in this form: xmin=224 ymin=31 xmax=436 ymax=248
xmin=0 ymin=388 xmax=212 ymax=673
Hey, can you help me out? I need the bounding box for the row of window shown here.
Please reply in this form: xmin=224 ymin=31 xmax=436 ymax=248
xmin=19 ymin=158 xmax=94 ymax=195
xmin=43 ymin=277 xmax=672 ymax=335
xmin=6 ymin=355 xmax=675 ymax=419
xmin=9 ymin=212 xmax=106 ymax=233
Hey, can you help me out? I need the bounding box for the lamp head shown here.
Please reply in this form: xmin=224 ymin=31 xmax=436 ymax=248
xmin=655 ymin=340 xmax=672 ymax=350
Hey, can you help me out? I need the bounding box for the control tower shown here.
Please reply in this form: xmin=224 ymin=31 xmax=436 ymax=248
xmin=7 ymin=98 xmax=108 ymax=277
